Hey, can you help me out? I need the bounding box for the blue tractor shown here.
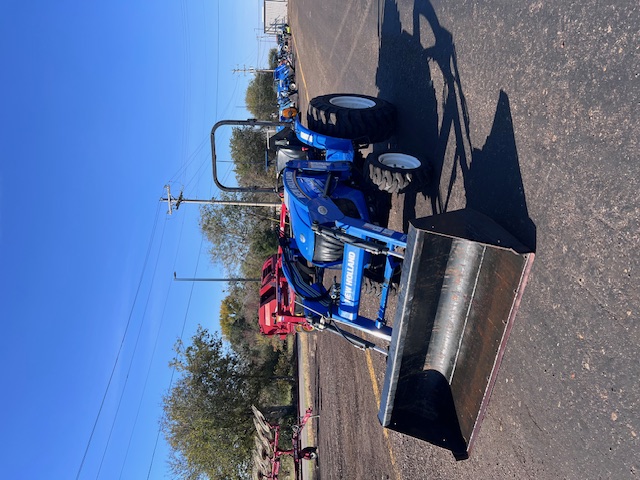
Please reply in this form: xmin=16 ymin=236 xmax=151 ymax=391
xmin=273 ymin=63 xmax=297 ymax=118
xmin=211 ymin=93 xmax=534 ymax=459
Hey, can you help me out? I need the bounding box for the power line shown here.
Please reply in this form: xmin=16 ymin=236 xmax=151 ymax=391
xmin=117 ymin=212 xmax=181 ymax=479
xmin=143 ymin=184 xmax=192 ymax=478
xmin=146 ymin=215 xmax=206 ymax=480
xmin=75 ymin=202 xmax=163 ymax=480
xmin=96 ymin=212 xmax=168 ymax=479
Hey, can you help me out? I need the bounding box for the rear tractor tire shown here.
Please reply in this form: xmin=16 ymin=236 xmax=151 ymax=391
xmin=366 ymin=151 xmax=426 ymax=194
xmin=306 ymin=93 xmax=397 ymax=144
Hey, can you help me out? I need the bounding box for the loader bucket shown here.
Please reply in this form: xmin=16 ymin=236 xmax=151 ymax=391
xmin=378 ymin=209 xmax=534 ymax=459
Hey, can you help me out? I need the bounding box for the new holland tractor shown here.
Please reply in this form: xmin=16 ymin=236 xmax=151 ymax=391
xmin=211 ymin=93 xmax=534 ymax=459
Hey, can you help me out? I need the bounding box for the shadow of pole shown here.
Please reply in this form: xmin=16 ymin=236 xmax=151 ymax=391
xmin=463 ymin=91 xmax=537 ymax=251
xmin=374 ymin=0 xmax=536 ymax=251
xmin=372 ymin=0 xmax=538 ymax=459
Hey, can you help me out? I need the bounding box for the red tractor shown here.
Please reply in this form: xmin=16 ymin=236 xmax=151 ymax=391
xmin=258 ymin=204 xmax=314 ymax=339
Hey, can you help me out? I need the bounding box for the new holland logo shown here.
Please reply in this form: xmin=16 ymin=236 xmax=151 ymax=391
xmin=343 ymin=251 xmax=357 ymax=303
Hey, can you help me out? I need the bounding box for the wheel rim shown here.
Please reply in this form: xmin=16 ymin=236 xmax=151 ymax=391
xmin=329 ymin=95 xmax=376 ymax=109
xmin=295 ymin=323 xmax=314 ymax=333
xmin=378 ymin=153 xmax=421 ymax=169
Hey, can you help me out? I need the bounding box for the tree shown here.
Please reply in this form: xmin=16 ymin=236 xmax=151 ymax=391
xmin=267 ymin=48 xmax=278 ymax=69
xmin=198 ymin=192 xmax=276 ymax=275
xmin=219 ymin=293 xmax=244 ymax=340
xmin=218 ymin=285 xmax=261 ymax=360
xmin=245 ymin=72 xmax=277 ymax=120
xmin=229 ymin=126 xmax=276 ymax=187
xmin=161 ymin=327 xmax=261 ymax=480
xmin=245 ymin=48 xmax=280 ymax=120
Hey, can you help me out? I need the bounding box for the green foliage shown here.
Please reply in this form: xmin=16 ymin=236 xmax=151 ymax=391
xmin=162 ymin=328 xmax=297 ymax=480
xmin=268 ymin=48 xmax=278 ymax=69
xmin=218 ymin=284 xmax=268 ymax=362
xmin=243 ymin=48 xmax=280 ymax=120
xmin=219 ymin=293 xmax=244 ymax=340
xmin=229 ymin=126 xmax=276 ymax=188
xmin=245 ymin=72 xmax=278 ymax=120
xmin=198 ymin=192 xmax=277 ymax=276
xmin=242 ymin=228 xmax=279 ymax=280
xmin=161 ymin=327 xmax=259 ymax=480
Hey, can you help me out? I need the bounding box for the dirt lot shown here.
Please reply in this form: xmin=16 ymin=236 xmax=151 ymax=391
xmin=290 ymin=0 xmax=639 ymax=479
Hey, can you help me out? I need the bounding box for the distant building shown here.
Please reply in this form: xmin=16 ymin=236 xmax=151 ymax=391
xmin=264 ymin=0 xmax=287 ymax=34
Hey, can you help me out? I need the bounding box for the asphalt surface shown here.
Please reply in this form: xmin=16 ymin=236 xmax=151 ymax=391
xmin=290 ymin=0 xmax=639 ymax=479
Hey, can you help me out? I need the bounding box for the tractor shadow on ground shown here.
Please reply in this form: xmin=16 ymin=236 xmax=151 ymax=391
xmin=385 ymin=368 xmax=469 ymax=460
xmin=374 ymin=0 xmax=536 ymax=252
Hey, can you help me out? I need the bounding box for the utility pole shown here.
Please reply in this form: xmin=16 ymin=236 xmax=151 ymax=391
xmin=161 ymin=185 xmax=280 ymax=215
xmin=233 ymin=65 xmax=275 ymax=75
xmin=173 ymin=272 xmax=260 ymax=283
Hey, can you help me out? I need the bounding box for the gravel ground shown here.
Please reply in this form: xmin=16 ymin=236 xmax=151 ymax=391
xmin=291 ymin=1 xmax=640 ymax=479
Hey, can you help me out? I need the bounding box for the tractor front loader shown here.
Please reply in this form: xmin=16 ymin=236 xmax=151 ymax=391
xmin=211 ymin=93 xmax=534 ymax=459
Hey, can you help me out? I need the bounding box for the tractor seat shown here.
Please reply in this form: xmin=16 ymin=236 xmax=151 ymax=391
xmin=276 ymin=147 xmax=310 ymax=174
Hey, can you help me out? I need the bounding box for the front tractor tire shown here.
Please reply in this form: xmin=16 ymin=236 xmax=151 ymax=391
xmin=306 ymin=93 xmax=397 ymax=144
xmin=366 ymin=152 xmax=426 ymax=194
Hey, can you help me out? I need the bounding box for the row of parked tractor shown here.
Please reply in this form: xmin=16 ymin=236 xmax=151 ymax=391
xmin=273 ymin=25 xmax=298 ymax=119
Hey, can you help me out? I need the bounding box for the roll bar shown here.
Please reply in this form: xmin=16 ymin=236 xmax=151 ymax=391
xmin=210 ymin=119 xmax=290 ymax=193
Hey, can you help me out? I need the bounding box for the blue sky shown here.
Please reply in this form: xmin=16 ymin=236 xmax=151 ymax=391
xmin=0 ymin=1 xmax=273 ymax=478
